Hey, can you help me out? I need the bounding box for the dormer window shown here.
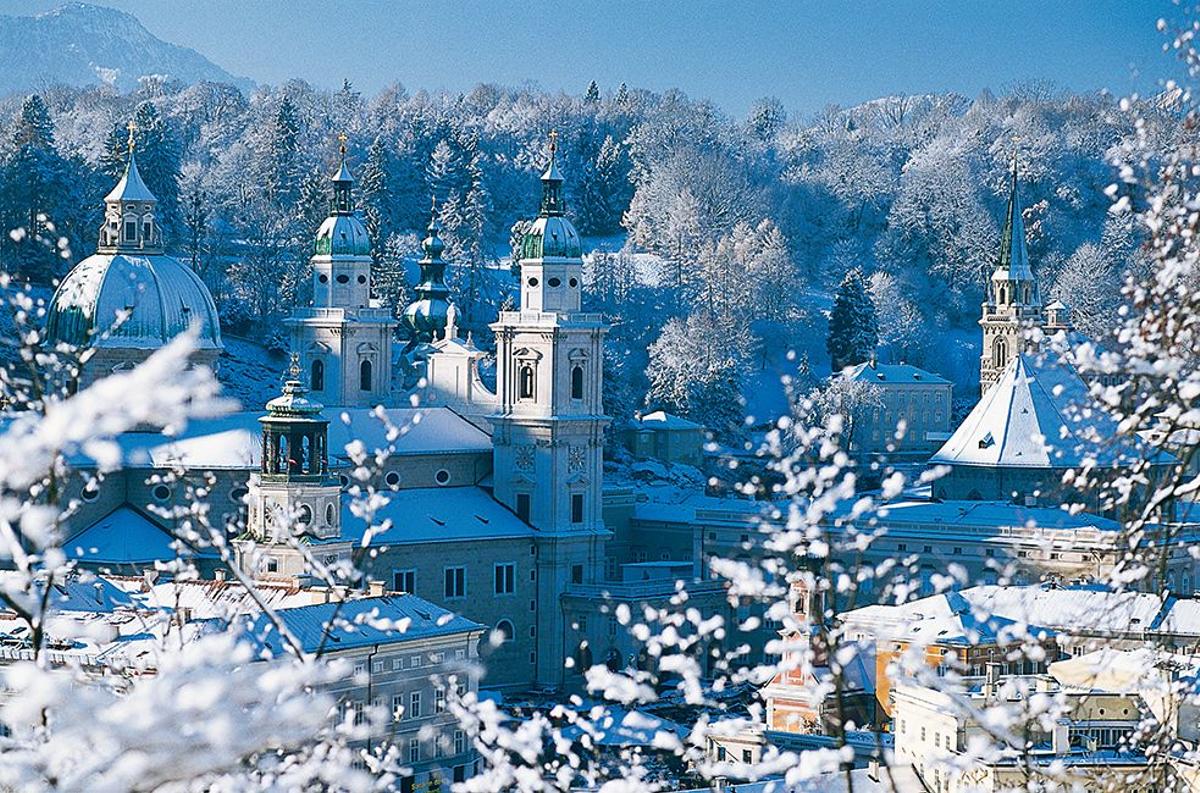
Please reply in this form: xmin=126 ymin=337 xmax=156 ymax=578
xmin=123 ymin=219 xmax=136 ymax=241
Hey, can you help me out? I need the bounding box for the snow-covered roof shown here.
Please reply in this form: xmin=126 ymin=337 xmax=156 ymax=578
xmin=46 ymin=252 xmax=223 ymax=351
xmin=239 ymin=594 xmax=484 ymax=656
xmin=844 ymin=361 xmax=950 ymax=385
xmin=343 ymin=486 xmax=534 ymax=545
xmin=66 ymin=506 xmax=178 ymax=565
xmin=841 ymin=583 xmax=1197 ymax=645
xmin=68 ymin=407 xmax=490 ymax=470
xmin=0 ymin=572 xmax=137 ymax=614
xmin=560 ymin=708 xmax=686 ymax=748
xmin=106 ymin=576 xmax=318 ymax=619
xmin=632 ymin=410 xmax=704 ymax=430
xmin=930 ymin=352 xmax=1159 ymax=469
xmin=104 ymin=150 xmax=157 ymax=203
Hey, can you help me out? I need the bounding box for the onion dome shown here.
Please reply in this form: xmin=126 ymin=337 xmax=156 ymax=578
xmin=314 ymin=134 xmax=371 ymax=257
xmin=403 ymin=207 xmax=453 ymax=342
xmin=519 ymin=131 xmax=583 ymax=261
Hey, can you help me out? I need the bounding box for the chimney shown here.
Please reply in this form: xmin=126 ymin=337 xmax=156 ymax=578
xmin=368 ymin=580 xmax=385 ymax=597
xmin=867 ymin=758 xmax=880 ymax=783
xmin=1052 ymin=721 xmax=1070 ymax=755
xmin=213 ymin=569 xmax=226 ymax=583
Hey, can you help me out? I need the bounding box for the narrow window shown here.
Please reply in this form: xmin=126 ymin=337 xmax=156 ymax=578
xmin=518 ymin=364 xmax=535 ymax=399
xmin=444 ymin=566 xmax=465 ymax=598
xmin=359 ymin=359 xmax=372 ymax=391
xmin=571 ymin=364 xmax=584 ymax=399
xmin=571 ymin=564 xmax=584 ymax=585
xmin=123 ymin=219 xmax=136 ymax=241
xmin=494 ymin=563 xmax=515 ymax=594
xmin=571 ymin=493 xmax=584 ymax=524
xmin=516 ymin=493 xmax=531 ymax=523
xmin=311 ymin=359 xmax=324 ymax=391
xmin=409 ymin=691 xmax=421 ymax=719
xmin=142 ymin=220 xmax=152 ymax=241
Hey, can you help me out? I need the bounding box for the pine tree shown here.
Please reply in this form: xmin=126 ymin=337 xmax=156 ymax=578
xmin=584 ymin=80 xmax=600 ymax=105
xmin=359 ymin=136 xmax=393 ymax=256
xmin=263 ymin=97 xmax=302 ymax=209
xmin=13 ymin=94 xmax=55 ymax=148
xmin=826 ymin=267 xmax=879 ymax=371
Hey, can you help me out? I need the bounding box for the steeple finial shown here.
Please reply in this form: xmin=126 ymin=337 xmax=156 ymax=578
xmin=548 ymin=128 xmax=558 ymax=158
xmin=288 ymin=352 xmax=301 ymax=381
xmin=126 ymin=119 xmax=138 ymax=151
xmin=338 ymin=131 xmax=348 ymax=158
xmin=330 ymin=134 xmax=354 ymax=213
xmin=538 ymin=130 xmax=565 ymax=217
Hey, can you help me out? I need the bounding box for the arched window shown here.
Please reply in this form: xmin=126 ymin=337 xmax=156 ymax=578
xmin=571 ymin=365 xmax=584 ymax=400
xmin=574 ymin=642 xmax=593 ymax=675
xmin=518 ymin=364 xmax=535 ymax=400
xmin=992 ymin=338 xmax=1008 ymax=369
xmin=123 ymin=218 xmax=136 ymax=242
xmin=359 ymin=359 xmax=373 ymax=391
xmin=494 ymin=620 xmax=514 ymax=644
xmin=325 ymin=503 xmax=335 ymax=526
xmin=999 ymin=285 xmax=1007 ymax=304
xmin=605 ymin=648 xmax=622 ymax=672
xmin=311 ymin=359 xmax=324 ymax=391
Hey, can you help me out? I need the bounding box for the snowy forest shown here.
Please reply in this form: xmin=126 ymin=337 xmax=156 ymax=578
xmin=0 ymin=76 xmax=1172 ymax=431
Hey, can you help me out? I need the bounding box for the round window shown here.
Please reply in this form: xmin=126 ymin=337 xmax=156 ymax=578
xmin=357 ymin=275 xmax=367 ymax=284
xmin=297 ymin=504 xmax=313 ymax=525
xmin=230 ymin=486 xmax=248 ymax=504
xmin=152 ymin=484 xmax=171 ymax=502
xmin=528 ymin=277 xmax=540 ymax=287
xmin=385 ymin=471 xmax=401 ymax=488
xmin=81 ymin=482 xmax=100 ymax=503
xmin=569 ymin=277 xmax=578 ymax=287
xmin=336 ymin=274 xmax=350 ymax=284
xmin=318 ymin=273 xmax=329 ymax=284
xmin=435 ymin=469 xmax=451 ymax=486
xmin=548 ymin=277 xmax=561 ymax=287
xmin=325 ymin=503 xmax=335 ymax=525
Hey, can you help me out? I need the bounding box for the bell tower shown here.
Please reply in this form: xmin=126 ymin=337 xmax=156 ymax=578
xmin=287 ymin=135 xmax=396 ymax=408
xmin=491 ymin=132 xmax=610 ymax=685
xmin=235 ymin=357 xmax=351 ymax=579
xmin=980 ymin=150 xmax=1042 ymax=395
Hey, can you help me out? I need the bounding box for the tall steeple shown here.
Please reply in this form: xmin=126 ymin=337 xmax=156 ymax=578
xmin=98 ymin=120 xmax=162 ymax=254
xmin=402 ymin=201 xmax=453 ymax=343
xmin=979 ymin=147 xmax=1043 ymax=396
xmin=286 ymin=134 xmax=397 ymax=408
xmin=491 ymin=130 xmax=610 ymax=686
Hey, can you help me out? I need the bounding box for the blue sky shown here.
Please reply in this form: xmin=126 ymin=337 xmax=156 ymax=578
xmin=1 ymin=1 xmax=1179 ymax=117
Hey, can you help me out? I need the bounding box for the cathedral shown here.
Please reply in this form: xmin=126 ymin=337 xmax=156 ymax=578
xmin=42 ymin=131 xmax=619 ymax=691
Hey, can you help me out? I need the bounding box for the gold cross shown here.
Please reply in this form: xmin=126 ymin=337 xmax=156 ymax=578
xmin=337 ymin=132 xmax=348 ymax=157
xmin=126 ymin=119 xmax=138 ymax=150
xmin=548 ymin=129 xmax=558 ymax=156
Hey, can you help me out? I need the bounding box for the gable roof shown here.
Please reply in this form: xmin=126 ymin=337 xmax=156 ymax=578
xmin=67 ymin=506 xmax=178 ymax=565
xmin=931 ymin=353 xmax=1159 ymax=469
xmin=844 ymin=361 xmax=950 ymax=385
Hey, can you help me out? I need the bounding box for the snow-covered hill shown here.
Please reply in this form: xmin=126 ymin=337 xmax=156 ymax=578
xmin=0 ymin=3 xmax=252 ymax=96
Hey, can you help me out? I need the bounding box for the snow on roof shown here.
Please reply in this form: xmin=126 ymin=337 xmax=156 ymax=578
xmin=343 ymin=486 xmax=534 ymax=545
xmin=240 ymin=594 xmax=484 ymax=656
xmin=860 ymin=499 xmax=1121 ymax=534
xmin=1049 ymin=647 xmax=1198 ymax=694
xmin=104 ymin=150 xmax=157 ymax=203
xmin=633 ymin=410 xmax=704 ymax=430
xmin=844 ymin=361 xmax=950 ymax=385
xmin=841 ymin=584 xmax=1190 ymax=645
xmin=66 ymin=506 xmax=178 ymax=565
xmin=0 ymin=571 xmax=137 ymax=613
xmin=79 ymin=406 xmax=490 ymax=470
xmin=560 ymin=708 xmax=686 ymax=747
xmin=930 ymin=352 xmax=1160 ymax=469
xmin=106 ymin=576 xmax=317 ymax=619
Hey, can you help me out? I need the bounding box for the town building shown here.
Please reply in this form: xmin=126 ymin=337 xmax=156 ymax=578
xmin=839 ymin=360 xmax=953 ymax=462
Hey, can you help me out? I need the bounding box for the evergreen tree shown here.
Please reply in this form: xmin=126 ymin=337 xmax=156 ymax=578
xmin=359 ymin=135 xmax=393 ymax=256
xmin=181 ymin=169 xmax=208 ymax=273
xmin=100 ymin=102 xmax=184 ymax=239
xmin=263 ymin=97 xmax=302 ymax=208
xmin=584 ymin=80 xmax=601 ymax=105
xmin=826 ymin=267 xmax=879 ymax=371
xmin=13 ymin=94 xmax=55 ymax=148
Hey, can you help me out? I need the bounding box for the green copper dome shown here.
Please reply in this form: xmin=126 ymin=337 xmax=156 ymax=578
xmin=519 ymin=144 xmax=582 ymax=261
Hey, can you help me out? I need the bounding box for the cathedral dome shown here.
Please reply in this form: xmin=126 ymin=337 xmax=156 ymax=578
xmin=46 ymin=252 xmax=222 ymax=351
xmin=520 ymin=215 xmax=582 ymax=260
xmin=314 ymin=213 xmax=370 ymax=257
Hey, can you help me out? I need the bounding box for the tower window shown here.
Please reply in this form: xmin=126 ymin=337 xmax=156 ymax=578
xmin=318 ymin=273 xmax=329 ymax=284
xmin=297 ymin=504 xmax=312 ymax=525
xmin=142 ymin=221 xmax=152 ymax=240
xmin=325 ymin=503 xmax=335 ymax=525
xmin=571 ymin=564 xmax=584 ymax=585
xmin=123 ymin=219 xmax=137 ymax=241
xmin=548 ymin=277 xmax=561 ymax=288
xmin=357 ymin=274 xmax=367 ymax=284
xmin=569 ymin=277 xmax=578 ymax=287
xmin=571 ymin=365 xmax=584 ymax=400
xmin=516 ymin=493 xmax=531 ymax=523
xmin=993 ymin=338 xmax=1008 ymax=369
xmin=336 ymin=274 xmax=350 ymax=284
xmin=311 ymin=359 xmax=325 ymax=391
xmin=359 ymin=359 xmax=373 ymax=391
xmin=518 ymin=364 xmax=535 ymax=400
xmin=571 ymin=493 xmax=584 ymax=524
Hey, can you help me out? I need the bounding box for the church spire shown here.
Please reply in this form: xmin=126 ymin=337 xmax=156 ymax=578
xmin=402 ymin=199 xmax=453 ymax=343
xmin=538 ymin=129 xmax=565 ymax=217
xmin=995 ymin=147 xmax=1032 ymax=280
xmin=99 ymin=120 xmax=161 ymax=253
xmin=331 ymin=132 xmax=354 ymax=214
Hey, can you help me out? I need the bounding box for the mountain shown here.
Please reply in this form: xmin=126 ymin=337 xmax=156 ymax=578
xmin=0 ymin=3 xmax=253 ymax=96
